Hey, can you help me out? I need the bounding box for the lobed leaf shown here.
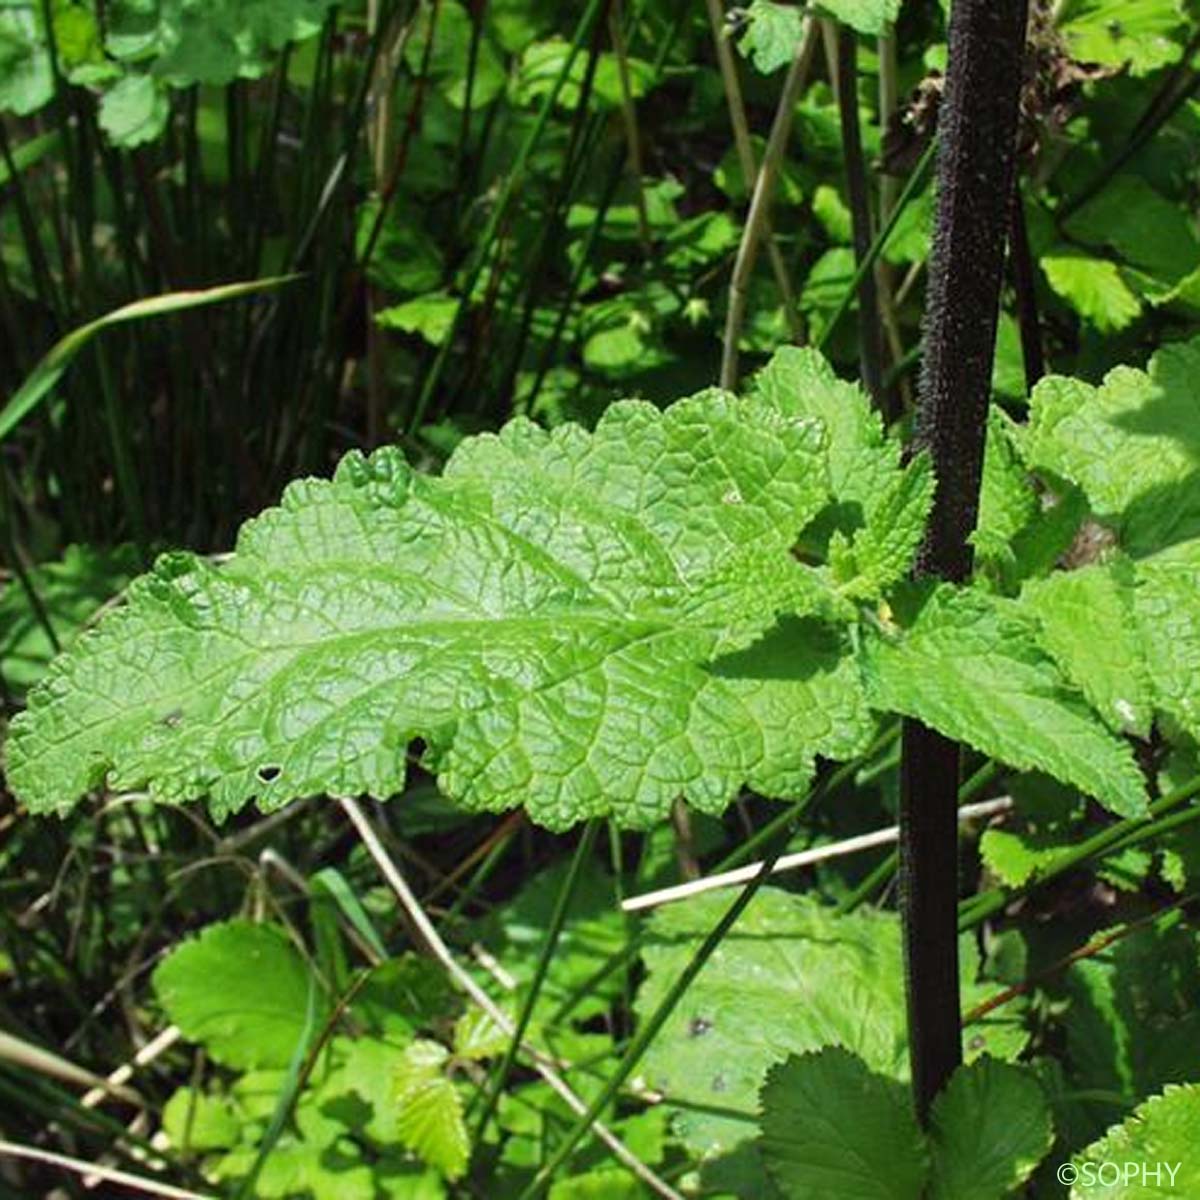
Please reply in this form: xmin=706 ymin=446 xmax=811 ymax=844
xmin=6 ymin=391 xmax=850 ymax=831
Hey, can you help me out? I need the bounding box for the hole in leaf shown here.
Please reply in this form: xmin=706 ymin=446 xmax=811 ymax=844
xmin=688 ymin=1016 xmax=713 ymax=1038
xmin=257 ymin=764 xmax=282 ymax=783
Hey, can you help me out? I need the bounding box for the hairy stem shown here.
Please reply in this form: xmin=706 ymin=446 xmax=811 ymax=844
xmin=901 ymin=0 xmax=1029 ymax=1122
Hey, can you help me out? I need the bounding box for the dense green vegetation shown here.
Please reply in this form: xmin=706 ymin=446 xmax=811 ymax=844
xmin=3 ymin=1 xmax=1200 ymax=1196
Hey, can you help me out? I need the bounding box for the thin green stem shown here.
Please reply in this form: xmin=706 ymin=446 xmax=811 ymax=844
xmin=514 ymin=832 xmax=792 ymax=1199
xmin=407 ymin=0 xmax=609 ymax=433
xmin=836 ymin=25 xmax=883 ymax=405
xmin=817 ymin=136 xmax=936 ymax=353
xmin=472 ymin=821 xmax=601 ymax=1139
xmin=960 ymin=773 xmax=1200 ymax=930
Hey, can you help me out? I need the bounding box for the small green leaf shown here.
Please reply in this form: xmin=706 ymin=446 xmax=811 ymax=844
xmin=759 ymin=1048 xmax=929 ymax=1200
xmin=1041 ymin=251 xmax=1142 ymax=333
xmin=395 ymin=1040 xmax=470 ymax=1181
xmin=516 ymin=38 xmax=656 ymax=109
xmin=452 ymin=1008 xmax=508 ymax=1060
xmin=107 ymin=0 xmax=337 ymax=87
xmin=980 ymin=828 xmax=1068 ymax=888
xmin=815 ymin=0 xmax=901 ymax=35
xmin=405 ymin=1 xmax=506 ymax=109
xmin=1070 ymin=1084 xmax=1200 ymax=1198
xmin=738 ymin=2 xmax=805 ymax=74
xmin=98 ymin=75 xmax=170 ymax=147
xmin=0 ymin=8 xmax=53 ymax=116
xmin=1059 ymin=0 xmax=1187 ymax=76
xmin=812 ymin=184 xmax=854 ymax=243
xmin=315 ymin=1037 xmax=413 ymax=1147
xmin=929 ymin=1058 xmax=1054 ymax=1200
xmin=162 ymin=1087 xmax=242 ymax=1152
xmin=376 ymin=293 xmax=460 ymax=346
xmin=830 ymin=453 xmax=934 ymax=602
xmin=153 ymin=921 xmax=318 ymax=1070
xmin=973 ymin=408 xmax=1038 ymax=570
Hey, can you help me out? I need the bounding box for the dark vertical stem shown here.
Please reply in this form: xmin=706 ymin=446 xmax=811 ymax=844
xmin=1007 ymin=181 xmax=1044 ymax=392
xmin=454 ymin=0 xmax=486 ymax=212
xmin=902 ymin=0 xmax=1028 ymax=1123
xmin=836 ymin=27 xmax=883 ymax=407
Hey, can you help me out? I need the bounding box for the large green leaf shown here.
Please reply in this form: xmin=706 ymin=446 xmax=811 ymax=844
xmin=759 ymin=1052 xmax=1052 ymax=1200
xmin=6 ymin=390 xmax=855 ymax=830
xmin=637 ymin=890 xmax=1028 ymax=1163
xmin=153 ymin=920 xmax=318 ymax=1070
xmin=759 ymin=1048 xmax=929 ymax=1200
xmin=864 ymin=585 xmax=1148 ymax=817
xmin=1064 ymin=176 xmax=1200 ymax=287
xmin=1023 ymin=338 xmax=1200 ymax=558
xmin=1070 ymin=1084 xmax=1200 ymax=1198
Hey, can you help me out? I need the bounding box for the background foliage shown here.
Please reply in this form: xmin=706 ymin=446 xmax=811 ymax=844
xmin=3 ymin=0 xmax=1200 ymax=1196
